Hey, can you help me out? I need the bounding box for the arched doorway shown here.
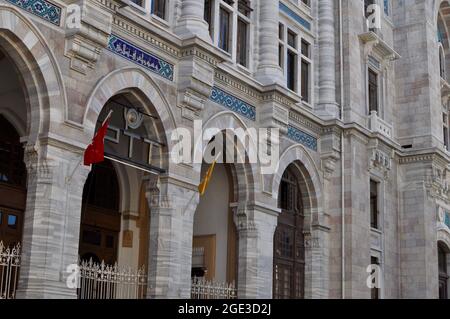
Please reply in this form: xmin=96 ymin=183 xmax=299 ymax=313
xmin=0 ymin=45 xmax=28 ymax=248
xmin=438 ymin=242 xmax=449 ymax=299
xmin=79 ymin=159 xmax=120 ymax=265
xmin=273 ymin=164 xmax=305 ymax=299
xmin=0 ymin=116 xmax=27 ymax=247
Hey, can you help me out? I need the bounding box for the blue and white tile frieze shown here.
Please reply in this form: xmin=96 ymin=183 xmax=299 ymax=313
xmin=6 ymin=0 xmax=61 ymax=25
xmin=107 ymin=34 xmax=174 ymax=81
xmin=287 ymin=125 xmax=318 ymax=151
xmin=279 ymin=2 xmax=311 ymax=31
xmin=210 ymin=87 xmax=256 ymax=121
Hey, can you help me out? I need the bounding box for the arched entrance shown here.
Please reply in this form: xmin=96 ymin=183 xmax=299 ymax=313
xmin=0 ymin=116 xmax=27 ymax=247
xmin=0 ymin=45 xmax=28 ymax=248
xmin=439 ymin=242 xmax=449 ymax=299
xmin=273 ymin=163 xmax=305 ymax=299
xmin=79 ymin=159 xmax=120 ymax=265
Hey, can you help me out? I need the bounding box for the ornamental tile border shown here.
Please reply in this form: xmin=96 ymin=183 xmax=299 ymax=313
xmin=279 ymin=2 xmax=311 ymax=31
xmin=107 ymin=34 xmax=174 ymax=81
xmin=287 ymin=125 xmax=318 ymax=151
xmin=210 ymin=86 xmax=256 ymax=121
xmin=6 ymin=0 xmax=61 ymax=25
xmin=445 ymin=211 xmax=450 ymax=230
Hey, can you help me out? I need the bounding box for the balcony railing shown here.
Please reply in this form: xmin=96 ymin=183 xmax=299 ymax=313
xmin=369 ymin=111 xmax=393 ymax=139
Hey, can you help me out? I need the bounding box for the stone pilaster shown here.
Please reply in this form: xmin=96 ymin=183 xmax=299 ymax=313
xmin=316 ymin=0 xmax=338 ymax=119
xmin=255 ymin=0 xmax=283 ymax=85
xmin=235 ymin=204 xmax=278 ymax=299
xmin=145 ymin=175 xmax=199 ymax=298
xmin=175 ymin=0 xmax=211 ymax=42
xmin=16 ymin=141 xmax=90 ymax=299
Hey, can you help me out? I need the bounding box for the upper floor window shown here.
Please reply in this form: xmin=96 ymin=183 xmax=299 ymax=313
xmin=206 ymin=0 xmax=252 ymax=68
xmin=279 ymin=22 xmax=311 ymax=102
xmin=368 ymin=68 xmax=379 ymax=113
xmin=300 ymin=0 xmax=310 ymax=7
xmin=370 ymin=179 xmax=379 ymax=230
xmin=152 ymin=0 xmax=166 ymax=19
xmin=383 ymin=0 xmax=390 ymax=16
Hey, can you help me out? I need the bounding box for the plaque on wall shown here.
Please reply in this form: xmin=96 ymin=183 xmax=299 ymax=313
xmin=122 ymin=230 xmax=133 ymax=248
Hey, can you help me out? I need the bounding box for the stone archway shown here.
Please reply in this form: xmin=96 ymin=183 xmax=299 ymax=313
xmin=270 ymin=144 xmax=327 ymax=299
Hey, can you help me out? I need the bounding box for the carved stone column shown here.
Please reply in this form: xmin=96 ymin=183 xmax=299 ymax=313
xmin=145 ymin=175 xmax=199 ymax=298
xmin=16 ymin=141 xmax=90 ymax=298
xmin=175 ymin=0 xmax=211 ymax=42
xmin=235 ymin=204 xmax=278 ymax=299
xmin=255 ymin=0 xmax=283 ymax=85
xmin=316 ymin=0 xmax=338 ymax=119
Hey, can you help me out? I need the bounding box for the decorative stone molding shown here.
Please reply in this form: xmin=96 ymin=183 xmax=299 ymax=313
xmin=359 ymin=31 xmax=400 ymax=63
xmin=177 ymin=46 xmax=216 ymax=120
xmin=64 ymin=0 xmax=113 ymax=74
xmin=367 ymin=138 xmax=393 ymax=180
xmin=320 ymin=127 xmax=341 ymax=179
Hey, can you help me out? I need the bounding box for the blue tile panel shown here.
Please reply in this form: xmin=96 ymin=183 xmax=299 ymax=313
xmin=445 ymin=211 xmax=450 ymax=229
xmin=107 ymin=34 xmax=174 ymax=81
xmin=279 ymin=2 xmax=311 ymax=31
xmin=210 ymin=86 xmax=256 ymax=121
xmin=287 ymin=125 xmax=317 ymax=151
xmin=6 ymin=0 xmax=61 ymax=25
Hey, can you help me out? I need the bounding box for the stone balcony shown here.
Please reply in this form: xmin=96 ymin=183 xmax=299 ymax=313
xmin=368 ymin=111 xmax=393 ymax=139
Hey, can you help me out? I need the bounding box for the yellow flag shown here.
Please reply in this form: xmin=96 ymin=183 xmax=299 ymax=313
xmin=198 ymin=160 xmax=217 ymax=196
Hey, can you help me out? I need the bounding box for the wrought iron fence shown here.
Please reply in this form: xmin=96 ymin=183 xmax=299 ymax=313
xmin=0 ymin=241 xmax=21 ymax=299
xmin=191 ymin=277 xmax=237 ymax=299
xmin=77 ymin=259 xmax=147 ymax=299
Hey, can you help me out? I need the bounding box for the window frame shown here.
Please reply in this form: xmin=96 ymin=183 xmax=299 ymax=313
xmin=211 ymin=0 xmax=253 ymax=70
xmin=278 ymin=20 xmax=313 ymax=102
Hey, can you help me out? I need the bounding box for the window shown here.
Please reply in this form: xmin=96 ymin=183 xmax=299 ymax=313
xmin=301 ymin=0 xmax=310 ymax=6
xmin=287 ymin=51 xmax=297 ymax=91
xmin=364 ymin=0 xmax=375 ymax=18
xmin=278 ymin=23 xmax=312 ymax=96
xmin=218 ymin=7 xmax=231 ymax=52
xmin=237 ymin=18 xmax=248 ymax=67
xmin=438 ymin=244 xmax=449 ymax=299
xmin=368 ymin=69 xmax=379 ymax=113
xmin=370 ymin=180 xmax=379 ymax=229
xmin=7 ymin=214 xmax=17 ymax=229
xmin=210 ymin=0 xmax=252 ymax=67
xmin=152 ymin=0 xmax=166 ymax=19
xmin=370 ymin=256 xmax=380 ymax=299
xmin=383 ymin=0 xmax=390 ymax=16
xmin=444 ymin=113 xmax=449 ymax=151
xmin=301 ymin=40 xmax=311 ymax=103
xmin=204 ymin=0 xmax=213 ymax=34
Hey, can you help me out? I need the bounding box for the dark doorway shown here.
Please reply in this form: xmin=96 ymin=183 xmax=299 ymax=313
xmin=273 ymin=165 xmax=305 ymax=299
xmin=0 ymin=116 xmax=26 ymax=248
xmin=79 ymin=159 xmax=120 ymax=265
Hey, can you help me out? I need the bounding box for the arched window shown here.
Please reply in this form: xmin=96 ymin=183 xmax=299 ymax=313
xmin=0 ymin=116 xmax=26 ymax=188
xmin=439 ymin=243 xmax=449 ymax=299
xmin=440 ymin=44 xmax=446 ymax=80
xmin=273 ymin=165 xmax=305 ymax=299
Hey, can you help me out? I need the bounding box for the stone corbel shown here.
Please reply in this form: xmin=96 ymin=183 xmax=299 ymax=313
xmin=320 ymin=152 xmax=339 ymax=180
xmin=359 ymin=31 xmax=400 ymax=65
xmin=177 ymin=46 xmax=218 ymax=120
xmin=260 ymin=91 xmax=292 ymax=134
xmin=144 ymin=173 xmax=161 ymax=208
xmin=64 ymin=0 xmax=113 ymax=74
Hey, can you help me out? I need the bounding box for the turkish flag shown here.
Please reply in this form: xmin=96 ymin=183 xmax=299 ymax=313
xmin=84 ymin=119 xmax=110 ymax=166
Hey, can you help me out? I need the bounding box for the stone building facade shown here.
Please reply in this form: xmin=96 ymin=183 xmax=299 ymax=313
xmin=0 ymin=0 xmax=450 ymax=299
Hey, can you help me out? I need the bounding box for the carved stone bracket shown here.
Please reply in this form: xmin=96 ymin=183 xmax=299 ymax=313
xmin=367 ymin=138 xmax=393 ymax=180
xmin=64 ymin=0 xmax=113 ymax=74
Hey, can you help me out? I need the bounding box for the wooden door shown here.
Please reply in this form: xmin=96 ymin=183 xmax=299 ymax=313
xmin=0 ymin=116 xmax=27 ymax=247
xmin=273 ymin=166 xmax=305 ymax=299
